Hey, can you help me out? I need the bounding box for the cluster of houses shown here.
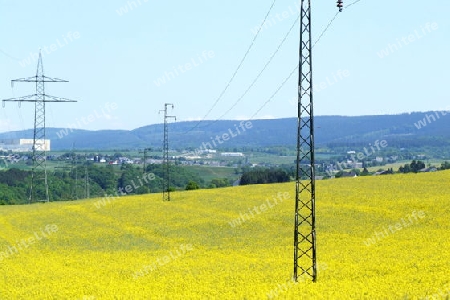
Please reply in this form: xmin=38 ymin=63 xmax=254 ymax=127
xmin=1 ymin=149 xmax=249 ymax=169
xmin=82 ymin=151 xmax=248 ymax=168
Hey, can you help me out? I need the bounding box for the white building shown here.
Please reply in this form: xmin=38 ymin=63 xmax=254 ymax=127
xmin=221 ymin=152 xmax=244 ymax=157
xmin=0 ymin=139 xmax=51 ymax=152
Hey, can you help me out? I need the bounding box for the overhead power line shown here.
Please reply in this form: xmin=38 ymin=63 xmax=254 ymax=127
xmin=175 ymin=0 xmax=364 ymax=133
xmin=346 ymin=0 xmax=362 ymax=9
xmin=213 ymin=14 xmax=300 ymax=124
xmin=313 ymin=12 xmax=339 ymax=48
xmin=247 ymin=0 xmax=364 ymax=122
xmin=184 ymin=0 xmax=279 ymax=133
xmin=250 ymin=65 xmax=297 ymax=120
xmin=0 ymin=49 xmax=21 ymax=61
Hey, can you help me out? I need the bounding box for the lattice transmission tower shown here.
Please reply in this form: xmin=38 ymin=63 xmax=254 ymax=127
xmin=84 ymin=154 xmax=90 ymax=199
xmin=159 ymin=103 xmax=176 ymax=201
xmin=294 ymin=0 xmax=344 ymax=283
xmin=2 ymin=51 xmax=76 ymax=203
xmin=140 ymin=147 xmax=152 ymax=174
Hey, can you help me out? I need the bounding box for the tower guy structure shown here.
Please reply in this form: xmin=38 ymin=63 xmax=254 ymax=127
xmin=159 ymin=103 xmax=176 ymax=201
xmin=293 ymin=0 xmax=344 ymax=283
xmin=2 ymin=51 xmax=76 ymax=203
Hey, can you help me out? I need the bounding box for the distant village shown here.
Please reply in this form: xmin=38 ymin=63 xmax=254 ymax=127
xmin=1 ymin=138 xmax=439 ymax=177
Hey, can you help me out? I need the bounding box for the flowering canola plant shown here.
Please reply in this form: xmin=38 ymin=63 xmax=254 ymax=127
xmin=0 ymin=171 xmax=449 ymax=299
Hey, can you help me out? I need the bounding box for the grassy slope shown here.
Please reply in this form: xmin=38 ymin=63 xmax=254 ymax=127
xmin=0 ymin=171 xmax=449 ymax=299
xmin=189 ymin=165 xmax=238 ymax=183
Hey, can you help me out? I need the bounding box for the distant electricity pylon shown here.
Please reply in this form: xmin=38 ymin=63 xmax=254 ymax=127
xmin=71 ymin=148 xmax=79 ymax=200
xmin=84 ymin=154 xmax=90 ymax=199
xmin=294 ymin=0 xmax=344 ymax=283
xmin=2 ymin=51 xmax=77 ymax=203
xmin=140 ymin=147 xmax=152 ymax=174
xmin=159 ymin=104 xmax=176 ymax=201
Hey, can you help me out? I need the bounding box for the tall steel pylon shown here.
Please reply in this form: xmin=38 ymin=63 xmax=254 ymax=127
xmin=294 ymin=0 xmax=344 ymax=282
xmin=294 ymin=0 xmax=316 ymax=282
xmin=2 ymin=51 xmax=76 ymax=203
xmin=159 ymin=103 xmax=176 ymax=201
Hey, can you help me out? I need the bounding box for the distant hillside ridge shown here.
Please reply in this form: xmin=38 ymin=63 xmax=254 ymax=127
xmin=0 ymin=111 xmax=449 ymax=150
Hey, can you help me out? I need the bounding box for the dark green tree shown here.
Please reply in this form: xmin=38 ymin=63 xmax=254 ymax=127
xmin=209 ymin=178 xmax=230 ymax=188
xmin=89 ymin=164 xmax=117 ymax=192
xmin=240 ymin=168 xmax=290 ymax=186
xmin=410 ymin=160 xmax=425 ymax=173
xmin=185 ymin=181 xmax=200 ymax=190
xmin=360 ymin=167 xmax=370 ymax=176
xmin=118 ymin=164 xmax=149 ymax=195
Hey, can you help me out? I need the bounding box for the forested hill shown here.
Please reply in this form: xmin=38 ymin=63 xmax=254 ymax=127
xmin=0 ymin=112 xmax=449 ymax=150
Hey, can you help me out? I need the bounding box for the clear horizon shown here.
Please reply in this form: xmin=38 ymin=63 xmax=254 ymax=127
xmin=0 ymin=109 xmax=447 ymax=133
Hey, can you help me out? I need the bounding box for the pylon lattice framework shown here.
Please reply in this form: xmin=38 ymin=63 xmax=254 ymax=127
xmin=140 ymin=148 xmax=152 ymax=174
xmin=159 ymin=104 xmax=175 ymax=201
xmin=294 ymin=0 xmax=316 ymax=282
xmin=2 ymin=51 xmax=76 ymax=203
xmin=84 ymin=154 xmax=90 ymax=200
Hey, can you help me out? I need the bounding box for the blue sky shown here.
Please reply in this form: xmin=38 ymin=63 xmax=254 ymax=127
xmin=1 ymin=0 xmax=449 ymax=132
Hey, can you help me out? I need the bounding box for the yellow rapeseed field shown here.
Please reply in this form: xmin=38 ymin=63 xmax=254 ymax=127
xmin=0 ymin=171 xmax=449 ymax=299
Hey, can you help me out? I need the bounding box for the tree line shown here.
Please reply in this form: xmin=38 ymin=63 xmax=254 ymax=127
xmin=0 ymin=163 xmax=230 ymax=205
